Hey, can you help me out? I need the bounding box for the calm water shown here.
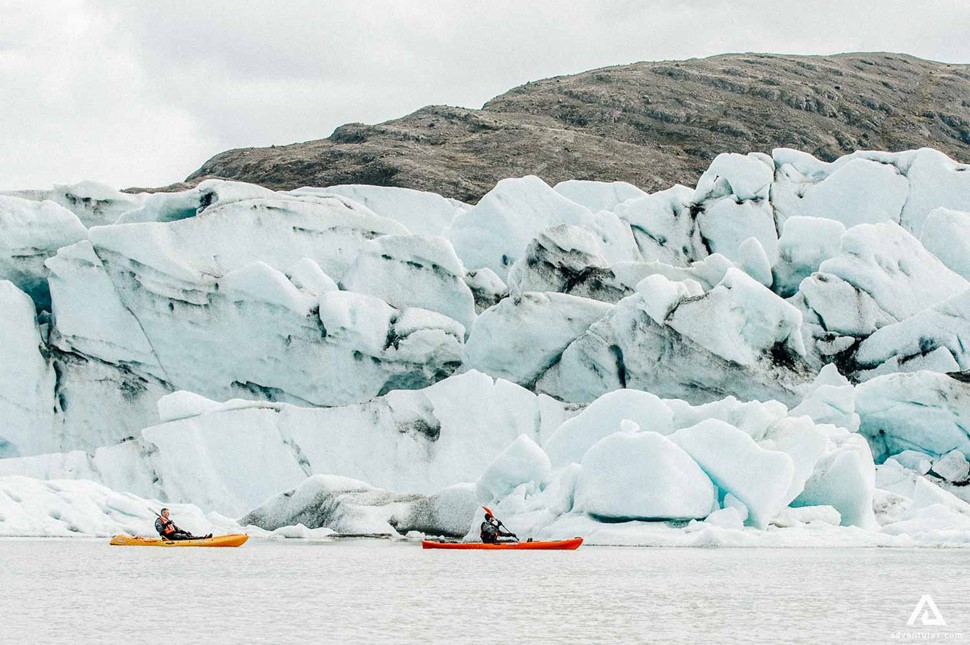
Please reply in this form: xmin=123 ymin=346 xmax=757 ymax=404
xmin=0 ymin=539 xmax=966 ymax=644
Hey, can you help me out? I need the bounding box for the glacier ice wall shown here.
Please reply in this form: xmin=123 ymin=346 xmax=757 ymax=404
xmin=2 ymin=147 xmax=970 ymax=543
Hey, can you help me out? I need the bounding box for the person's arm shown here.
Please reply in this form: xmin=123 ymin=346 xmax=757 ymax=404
xmin=496 ymin=523 xmax=518 ymax=539
xmin=159 ymin=517 xmax=179 ymax=535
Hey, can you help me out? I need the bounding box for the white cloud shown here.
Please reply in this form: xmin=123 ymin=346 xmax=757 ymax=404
xmin=0 ymin=0 xmax=219 ymax=189
xmin=1 ymin=0 xmax=968 ymax=190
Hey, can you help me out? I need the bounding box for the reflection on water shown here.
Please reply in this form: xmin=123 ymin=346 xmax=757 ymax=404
xmin=0 ymin=539 xmax=965 ymax=644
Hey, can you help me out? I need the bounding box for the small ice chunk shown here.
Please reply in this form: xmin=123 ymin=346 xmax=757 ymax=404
xmin=772 ymin=216 xmax=846 ymax=297
xmin=920 ymin=208 xmax=970 ymax=280
xmin=286 ymin=258 xmax=339 ymax=296
xmin=634 ymin=274 xmax=697 ymax=324
xmin=464 ymin=268 xmax=507 ymax=312
xmin=220 ymin=261 xmax=316 ymax=314
xmin=789 ymin=364 xmax=859 ymax=432
xmin=693 ymin=152 xmax=773 ymax=202
xmin=476 ymin=435 xmax=552 ymax=502
xmin=794 ymin=430 xmax=876 ymax=528
xmin=703 ymin=506 xmax=745 ymax=530
xmin=722 ymin=493 xmax=749 ymax=522
xmin=932 ymin=450 xmax=970 ymax=483
xmin=271 ymin=524 xmax=336 ymax=539
xmin=316 ymin=291 xmax=395 ymax=356
xmin=887 ymin=451 xmax=934 ymax=476
xmin=738 ymin=237 xmax=773 ymax=287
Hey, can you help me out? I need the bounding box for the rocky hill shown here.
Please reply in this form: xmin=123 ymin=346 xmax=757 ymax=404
xmin=185 ymin=52 xmax=970 ymax=202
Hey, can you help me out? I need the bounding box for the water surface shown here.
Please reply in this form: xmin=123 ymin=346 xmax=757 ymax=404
xmin=0 ymin=539 xmax=965 ymax=644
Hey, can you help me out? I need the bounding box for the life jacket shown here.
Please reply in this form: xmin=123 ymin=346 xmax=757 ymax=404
xmin=480 ymin=521 xmax=499 ymax=544
xmin=155 ymin=516 xmax=176 ymax=536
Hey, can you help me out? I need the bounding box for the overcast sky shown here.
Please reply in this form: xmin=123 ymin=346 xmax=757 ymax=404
xmin=2 ymin=0 xmax=968 ymax=190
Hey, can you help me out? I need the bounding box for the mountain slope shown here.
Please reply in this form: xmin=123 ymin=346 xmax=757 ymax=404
xmin=185 ymin=52 xmax=970 ymax=202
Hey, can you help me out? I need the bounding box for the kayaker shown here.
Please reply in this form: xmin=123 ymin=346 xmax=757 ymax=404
xmin=480 ymin=510 xmax=516 ymax=544
xmin=155 ymin=508 xmax=209 ymax=541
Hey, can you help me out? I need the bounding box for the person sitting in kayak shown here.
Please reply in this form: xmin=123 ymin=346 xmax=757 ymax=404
xmin=155 ymin=508 xmax=210 ymax=541
xmin=480 ymin=510 xmax=516 ymax=544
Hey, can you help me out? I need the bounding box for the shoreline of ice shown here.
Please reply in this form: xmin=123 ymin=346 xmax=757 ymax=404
xmin=2 ymin=146 xmax=970 ymax=547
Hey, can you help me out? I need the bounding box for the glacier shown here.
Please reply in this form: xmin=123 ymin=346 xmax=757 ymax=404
xmin=1 ymin=146 xmax=970 ymax=546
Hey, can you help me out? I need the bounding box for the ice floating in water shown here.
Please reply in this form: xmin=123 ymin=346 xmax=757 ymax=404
xmin=1 ymin=147 xmax=970 ymax=545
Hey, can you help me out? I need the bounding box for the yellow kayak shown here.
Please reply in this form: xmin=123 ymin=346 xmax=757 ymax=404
xmin=110 ymin=534 xmax=249 ymax=547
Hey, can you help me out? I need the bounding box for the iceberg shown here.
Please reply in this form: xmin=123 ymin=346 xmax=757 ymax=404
xmin=772 ymin=216 xmax=845 ymax=298
xmin=0 ymin=371 xmax=562 ymax=517
xmin=477 ymin=435 xmax=552 ymax=502
xmin=613 ymin=184 xmax=698 ymax=266
xmin=340 ymin=234 xmax=476 ymax=332
xmin=851 ymin=289 xmax=970 ymax=376
xmin=574 ymin=430 xmax=715 ymax=521
xmin=506 ymin=225 xmax=628 ymax=302
xmin=932 ymin=450 xmax=970 ymax=484
xmin=463 ymin=292 xmax=611 ymax=387
xmin=0 ymin=195 xmax=87 ymax=310
xmin=857 ymin=371 xmax=970 ymax=461
xmin=3 ymin=146 xmax=970 ymax=546
xmin=0 ymin=474 xmax=237 ymax=538
xmin=239 ymin=475 xmax=478 ymax=537
xmin=692 ymin=152 xmax=778 ymax=264
xmin=551 ymin=268 xmax=811 ymax=405
xmin=553 ymin=179 xmax=648 ymax=213
xmin=816 ymin=222 xmax=968 ymax=323
xmin=772 ymin=155 xmax=908 ymax=229
xmin=544 ymin=389 xmax=674 ymax=466
xmin=0 ymin=282 xmax=55 ymax=457
xmin=307 ymin=184 xmax=468 ymax=236
xmin=446 ymin=176 xmax=637 ymax=280
xmin=669 ymin=419 xmax=795 ymax=529
xmin=920 ymin=208 xmax=970 ymax=280
xmin=2 ymin=181 xmax=143 ymax=228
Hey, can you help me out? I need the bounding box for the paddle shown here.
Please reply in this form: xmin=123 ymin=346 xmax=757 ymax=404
xmin=496 ymin=519 xmax=519 ymax=542
xmin=490 ymin=516 xmax=519 ymax=542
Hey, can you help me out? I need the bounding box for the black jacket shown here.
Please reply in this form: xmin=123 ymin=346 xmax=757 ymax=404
xmin=481 ymin=520 xmax=512 ymax=543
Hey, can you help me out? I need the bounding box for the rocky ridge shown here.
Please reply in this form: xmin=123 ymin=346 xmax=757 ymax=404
xmin=183 ymin=53 xmax=970 ymax=201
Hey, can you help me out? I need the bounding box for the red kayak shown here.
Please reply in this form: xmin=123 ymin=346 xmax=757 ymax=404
xmin=422 ymin=537 xmax=583 ymax=550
